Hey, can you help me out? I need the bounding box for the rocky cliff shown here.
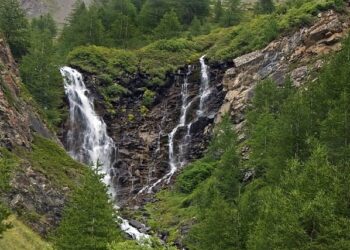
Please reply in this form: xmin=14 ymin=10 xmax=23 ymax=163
xmin=63 ymin=62 xmax=227 ymax=207
xmin=0 ymin=38 xmax=85 ymax=236
xmin=218 ymin=10 xmax=349 ymax=147
xmin=63 ymin=10 xmax=350 ymax=213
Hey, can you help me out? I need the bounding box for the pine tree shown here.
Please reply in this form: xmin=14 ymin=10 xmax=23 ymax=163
xmin=138 ymin=0 xmax=172 ymax=32
xmin=189 ymin=16 xmax=202 ymax=36
xmin=220 ymin=0 xmax=242 ymax=27
xmin=255 ymin=0 xmax=275 ymax=14
xmin=321 ymin=91 xmax=350 ymax=164
xmin=0 ymin=0 xmax=29 ymax=59
xmin=20 ymin=19 xmax=63 ymax=126
xmin=31 ymin=14 xmax=57 ymax=38
xmin=53 ymin=165 xmax=122 ymax=250
xmin=187 ymin=197 xmax=240 ymax=250
xmin=154 ymin=10 xmax=182 ymax=39
xmin=176 ymin=0 xmax=210 ymax=25
xmin=59 ymin=2 xmax=107 ymax=54
xmin=214 ymin=0 xmax=223 ymax=22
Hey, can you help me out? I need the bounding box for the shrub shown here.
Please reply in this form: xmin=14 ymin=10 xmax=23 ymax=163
xmin=176 ymin=161 xmax=215 ymax=194
xmin=142 ymin=89 xmax=156 ymax=107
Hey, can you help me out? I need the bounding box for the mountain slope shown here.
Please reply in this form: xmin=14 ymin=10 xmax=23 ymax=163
xmin=0 ymin=37 xmax=87 ymax=236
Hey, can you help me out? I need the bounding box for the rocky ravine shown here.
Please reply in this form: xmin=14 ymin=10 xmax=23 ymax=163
xmin=64 ymin=62 xmax=228 ymax=207
xmin=62 ymin=10 xmax=350 ymax=216
xmin=0 ymin=38 xmax=69 ymax=236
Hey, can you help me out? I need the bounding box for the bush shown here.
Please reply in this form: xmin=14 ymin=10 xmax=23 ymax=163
xmin=176 ymin=161 xmax=215 ymax=194
xmin=142 ymin=89 xmax=156 ymax=107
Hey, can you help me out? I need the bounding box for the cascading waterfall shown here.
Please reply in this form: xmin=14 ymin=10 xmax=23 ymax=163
xmin=145 ymin=67 xmax=193 ymax=192
xmin=139 ymin=56 xmax=212 ymax=194
xmin=60 ymin=66 xmax=116 ymax=196
xmin=198 ymin=55 xmax=211 ymax=116
xmin=60 ymin=66 xmax=148 ymax=241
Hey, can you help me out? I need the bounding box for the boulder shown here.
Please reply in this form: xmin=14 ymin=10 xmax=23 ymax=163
xmin=233 ymin=50 xmax=264 ymax=68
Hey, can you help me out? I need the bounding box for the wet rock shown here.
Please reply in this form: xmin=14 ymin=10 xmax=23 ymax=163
xmin=129 ymin=219 xmax=145 ymax=230
xmin=77 ymin=59 xmax=226 ymax=206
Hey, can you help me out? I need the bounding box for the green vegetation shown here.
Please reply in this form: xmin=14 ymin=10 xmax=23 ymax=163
xmin=20 ymin=14 xmax=64 ymax=127
xmin=0 ymin=149 xmax=19 ymax=237
xmin=0 ymin=0 xmax=29 ymax=59
xmin=67 ymin=0 xmax=343 ymax=87
xmin=146 ymin=33 xmax=350 ymax=249
xmin=108 ymin=238 xmax=177 ymax=250
xmin=0 ymin=216 xmax=52 ymax=250
xmin=53 ymin=165 xmax=122 ymax=250
xmin=16 ymin=136 xmax=87 ymax=190
xmin=1 ymin=0 xmax=349 ymax=249
xmin=0 ymin=0 xmax=342 ymax=130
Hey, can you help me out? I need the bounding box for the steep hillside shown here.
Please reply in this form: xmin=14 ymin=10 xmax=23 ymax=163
xmin=0 ymin=37 xmax=87 ymax=236
xmin=136 ymin=9 xmax=350 ymax=248
xmin=2 ymin=0 xmax=350 ymax=249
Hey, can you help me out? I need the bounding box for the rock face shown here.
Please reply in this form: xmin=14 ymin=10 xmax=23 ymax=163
xmin=65 ymin=62 xmax=226 ymax=206
xmin=61 ymin=11 xmax=350 ymax=208
xmin=0 ymin=38 xmax=66 ymax=236
xmin=218 ymin=10 xmax=349 ymax=137
xmin=0 ymin=38 xmax=53 ymax=148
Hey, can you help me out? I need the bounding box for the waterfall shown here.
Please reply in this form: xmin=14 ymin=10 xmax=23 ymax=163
xmin=60 ymin=66 xmax=148 ymax=241
xmin=198 ymin=55 xmax=211 ymax=116
xmin=138 ymin=56 xmax=212 ymax=194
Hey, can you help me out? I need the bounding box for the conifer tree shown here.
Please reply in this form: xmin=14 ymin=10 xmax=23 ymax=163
xmin=189 ymin=16 xmax=202 ymax=36
xmin=20 ymin=16 xmax=63 ymax=126
xmin=255 ymin=0 xmax=275 ymax=14
xmin=154 ymin=10 xmax=182 ymax=39
xmin=0 ymin=0 xmax=29 ymax=59
xmin=53 ymin=165 xmax=122 ymax=250
xmin=220 ymin=0 xmax=242 ymax=27
xmin=214 ymin=0 xmax=223 ymax=22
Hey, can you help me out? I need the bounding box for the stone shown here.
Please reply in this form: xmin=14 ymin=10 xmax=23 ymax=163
xmin=216 ymin=10 xmax=349 ymax=156
xmin=129 ymin=219 xmax=145 ymax=230
xmin=233 ymin=50 xmax=264 ymax=68
xmin=308 ymin=18 xmax=342 ymax=42
xmin=291 ymin=66 xmax=308 ymax=87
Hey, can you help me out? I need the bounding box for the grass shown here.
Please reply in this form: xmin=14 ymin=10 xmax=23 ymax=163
xmin=15 ymin=135 xmax=87 ymax=190
xmin=0 ymin=216 xmax=52 ymax=250
xmin=0 ymin=148 xmax=19 ymax=192
xmin=146 ymin=190 xmax=198 ymax=244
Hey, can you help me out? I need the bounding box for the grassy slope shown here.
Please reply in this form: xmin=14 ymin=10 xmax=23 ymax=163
xmin=0 ymin=216 xmax=52 ymax=250
xmin=0 ymin=136 xmax=88 ymax=247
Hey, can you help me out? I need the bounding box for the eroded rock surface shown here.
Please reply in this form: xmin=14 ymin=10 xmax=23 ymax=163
xmin=0 ymin=38 xmax=66 ymax=236
xmin=69 ymin=64 xmax=226 ymax=206
xmin=218 ymin=10 xmax=349 ymax=137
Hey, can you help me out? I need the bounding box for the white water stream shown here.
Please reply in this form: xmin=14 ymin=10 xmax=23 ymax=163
xmin=139 ymin=56 xmax=212 ymax=194
xmin=60 ymin=66 xmax=148 ymax=241
xmin=61 ymin=56 xmax=212 ymax=237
